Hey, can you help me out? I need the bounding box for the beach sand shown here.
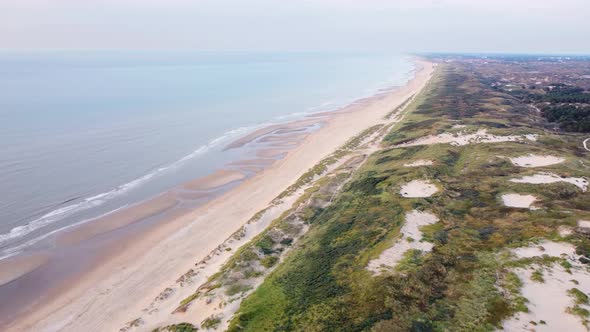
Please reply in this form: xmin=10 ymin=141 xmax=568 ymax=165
xmin=4 ymin=59 xmax=435 ymax=332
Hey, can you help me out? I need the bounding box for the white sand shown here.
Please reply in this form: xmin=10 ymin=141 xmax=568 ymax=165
xmin=501 ymin=194 xmax=538 ymax=209
xmin=559 ymin=226 xmax=574 ymax=237
xmin=400 ymin=180 xmax=439 ymax=198
xmin=7 ymin=61 xmax=436 ymax=332
xmin=396 ymin=129 xmax=537 ymax=147
xmin=510 ymin=172 xmax=588 ymax=191
xmin=578 ymin=220 xmax=590 ymax=228
xmin=368 ymin=210 xmax=438 ymax=273
xmin=509 ymin=154 xmax=565 ymax=168
xmin=404 ymin=159 xmax=434 ymax=167
xmin=512 ymin=240 xmax=576 ymax=259
xmin=503 ymin=241 xmax=590 ymax=331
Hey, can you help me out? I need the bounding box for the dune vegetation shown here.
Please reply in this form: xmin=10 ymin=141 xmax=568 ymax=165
xmin=224 ymin=58 xmax=590 ymax=332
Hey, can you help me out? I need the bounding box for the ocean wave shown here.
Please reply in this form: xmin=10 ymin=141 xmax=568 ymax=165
xmin=0 ymin=204 xmax=129 ymax=261
xmin=0 ymin=125 xmax=256 ymax=249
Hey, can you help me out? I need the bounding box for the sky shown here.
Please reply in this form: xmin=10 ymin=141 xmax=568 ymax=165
xmin=1 ymin=0 xmax=589 ymax=54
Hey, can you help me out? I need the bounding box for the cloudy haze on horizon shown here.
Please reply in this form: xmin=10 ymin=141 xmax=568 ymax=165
xmin=1 ymin=0 xmax=589 ymax=53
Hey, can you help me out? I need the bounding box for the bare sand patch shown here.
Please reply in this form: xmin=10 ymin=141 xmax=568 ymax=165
xmin=578 ymin=220 xmax=590 ymax=228
xmin=559 ymin=226 xmax=574 ymax=237
xmin=368 ymin=210 xmax=438 ymax=273
xmin=503 ymin=241 xmax=589 ymax=331
xmin=509 ymin=154 xmax=565 ymax=168
xmin=510 ymin=172 xmax=588 ymax=191
xmin=501 ymin=193 xmax=538 ymax=209
xmin=404 ymin=159 xmax=434 ymax=167
xmin=504 ymin=265 xmax=590 ymax=331
xmin=512 ymin=240 xmax=576 ymax=259
xmin=397 ymin=129 xmax=536 ymax=147
xmin=400 ymin=180 xmax=439 ymax=198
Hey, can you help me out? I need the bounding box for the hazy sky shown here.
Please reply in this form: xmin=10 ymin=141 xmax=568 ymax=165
xmin=1 ymin=0 xmax=589 ymax=53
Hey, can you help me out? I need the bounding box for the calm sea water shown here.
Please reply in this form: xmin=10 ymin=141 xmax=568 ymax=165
xmin=0 ymin=51 xmax=414 ymax=258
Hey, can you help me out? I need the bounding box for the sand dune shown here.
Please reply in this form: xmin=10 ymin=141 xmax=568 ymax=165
xmin=501 ymin=193 xmax=538 ymax=209
xmin=400 ymin=180 xmax=439 ymax=198
xmin=510 ymin=172 xmax=588 ymax=191
xmin=368 ymin=210 xmax=439 ymax=273
xmin=396 ymin=129 xmax=537 ymax=147
xmin=509 ymin=154 xmax=565 ymax=168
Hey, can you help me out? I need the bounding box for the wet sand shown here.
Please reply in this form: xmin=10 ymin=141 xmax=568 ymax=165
xmin=222 ymin=119 xmax=322 ymax=150
xmin=0 ymin=253 xmax=49 ymax=287
xmin=183 ymin=170 xmax=246 ymax=191
xmin=1 ymin=59 xmax=435 ymax=332
xmin=56 ymin=193 xmax=180 ymax=246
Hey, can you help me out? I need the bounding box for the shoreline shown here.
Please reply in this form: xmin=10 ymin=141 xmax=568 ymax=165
xmin=2 ymin=59 xmax=435 ymax=332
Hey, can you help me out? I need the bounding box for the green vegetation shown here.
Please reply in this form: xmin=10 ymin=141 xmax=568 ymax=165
xmin=152 ymin=323 xmax=198 ymax=332
xmin=226 ymin=60 xmax=590 ymax=331
xmin=566 ymin=288 xmax=590 ymax=327
xmin=226 ymin=283 xmax=253 ymax=297
xmin=260 ymin=256 xmax=279 ymax=268
xmin=384 ymin=94 xmax=414 ymax=119
xmin=273 ymin=124 xmax=384 ymax=203
xmin=174 ymin=132 xmax=375 ymax=315
xmin=500 ymin=81 xmax=590 ymax=133
xmin=531 ymin=269 xmax=545 ymax=283
xmin=200 ymin=316 xmax=221 ymax=330
xmin=533 ymin=85 xmax=590 ymax=104
xmin=543 ymin=105 xmax=590 ymax=132
xmin=568 ymin=288 xmax=590 ymax=305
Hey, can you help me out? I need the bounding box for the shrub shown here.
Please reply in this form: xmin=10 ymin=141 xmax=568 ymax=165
xmin=260 ymin=256 xmax=279 ymax=268
xmin=256 ymin=235 xmax=275 ymax=255
xmin=201 ymin=316 xmax=221 ymax=330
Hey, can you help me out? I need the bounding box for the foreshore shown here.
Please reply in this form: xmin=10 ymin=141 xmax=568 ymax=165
xmin=2 ymin=59 xmax=435 ymax=332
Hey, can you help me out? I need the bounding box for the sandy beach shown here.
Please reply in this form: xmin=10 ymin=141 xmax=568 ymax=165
xmin=3 ymin=59 xmax=435 ymax=332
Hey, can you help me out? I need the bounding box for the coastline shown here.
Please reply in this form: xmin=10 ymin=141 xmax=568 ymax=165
xmin=2 ymin=59 xmax=435 ymax=332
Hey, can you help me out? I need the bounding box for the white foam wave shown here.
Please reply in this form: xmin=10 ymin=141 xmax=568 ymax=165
xmin=0 ymin=204 xmax=129 ymax=261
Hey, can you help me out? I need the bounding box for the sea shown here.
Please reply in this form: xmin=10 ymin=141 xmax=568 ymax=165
xmin=0 ymin=51 xmax=414 ymax=260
